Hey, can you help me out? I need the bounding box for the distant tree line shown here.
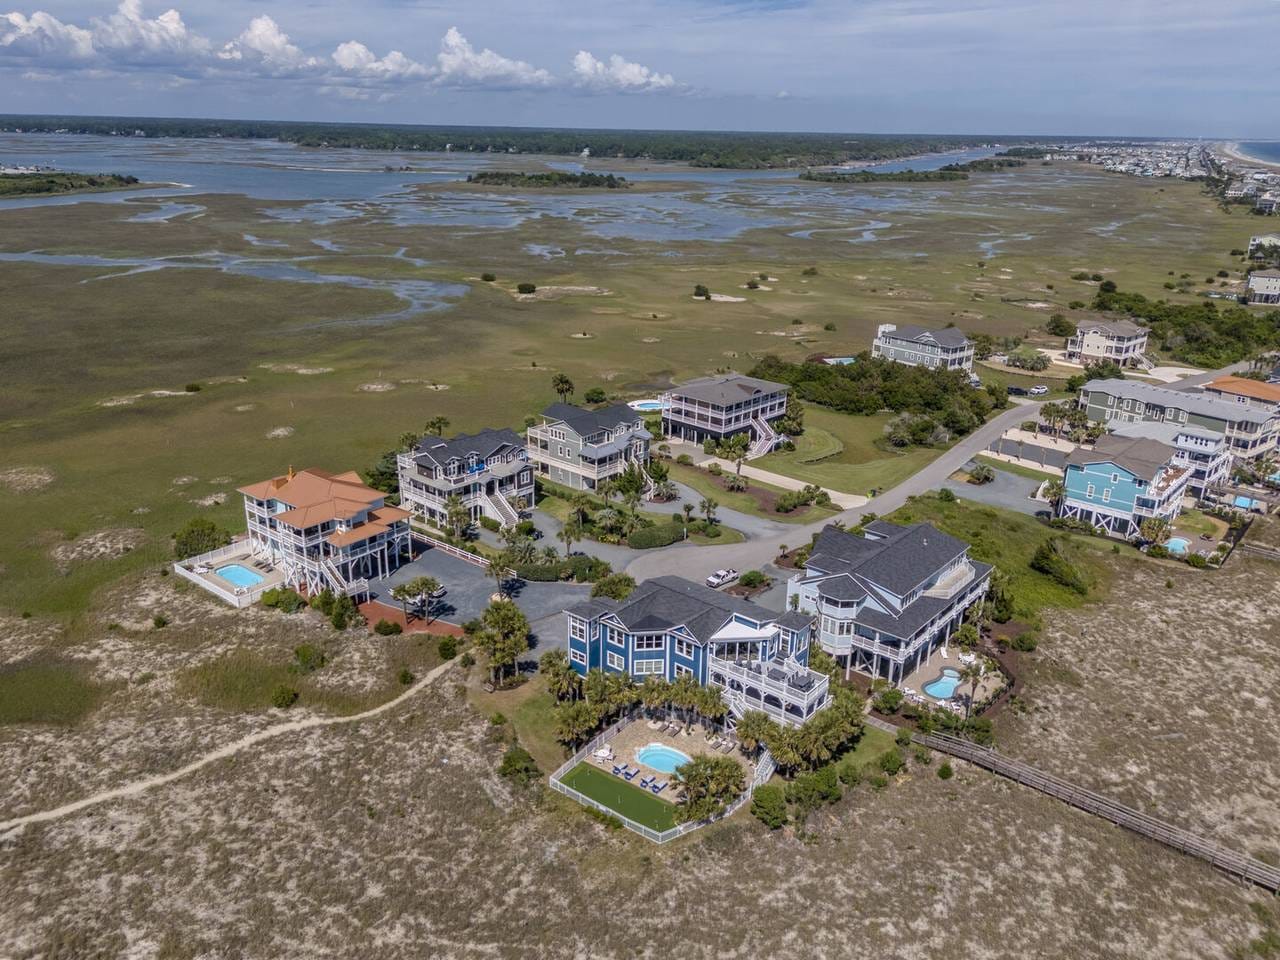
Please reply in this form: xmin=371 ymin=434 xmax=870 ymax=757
xmin=0 ymin=172 xmax=138 ymax=196
xmin=800 ymin=169 xmax=968 ymax=184
xmin=0 ymin=115 xmax=1057 ymax=169
xmin=466 ymin=171 xmax=629 ymax=189
xmin=939 ymin=158 xmax=1027 ymax=173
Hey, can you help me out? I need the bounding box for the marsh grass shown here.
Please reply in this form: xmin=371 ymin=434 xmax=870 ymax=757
xmin=0 ymin=657 xmax=111 ymax=725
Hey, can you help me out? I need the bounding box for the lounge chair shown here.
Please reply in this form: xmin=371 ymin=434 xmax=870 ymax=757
xmin=639 ymin=775 xmax=655 ymax=789
xmin=666 ymin=722 xmax=680 ymax=736
xmin=650 ymin=781 xmax=667 ymax=795
xmin=623 ymin=768 xmax=641 ymax=781
xmin=612 ymin=763 xmax=628 ymax=776
xmin=719 ymin=740 xmax=735 ymax=754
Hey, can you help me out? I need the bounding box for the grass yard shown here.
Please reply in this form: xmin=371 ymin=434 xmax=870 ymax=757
xmin=667 ymin=461 xmax=841 ymax=524
xmin=757 ymin=405 xmax=946 ymax=495
xmin=559 ymin=761 xmax=678 ymax=831
xmin=0 ymin=658 xmax=111 ymax=725
xmin=834 ymin=724 xmax=896 ymax=780
xmin=974 ymin=454 xmax=1060 ymax=484
xmin=1176 ymin=508 xmax=1228 ymax=539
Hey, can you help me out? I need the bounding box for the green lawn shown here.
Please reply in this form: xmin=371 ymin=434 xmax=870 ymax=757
xmin=537 ymin=480 xmax=745 ymax=546
xmin=974 ymin=454 xmax=1060 ymax=484
xmin=1175 ymin=509 xmax=1228 ymax=539
xmin=834 ymin=725 xmax=896 ymax=779
xmin=0 ymin=658 xmax=111 ymax=725
xmin=757 ymin=405 xmax=946 ymax=496
xmin=667 ymin=461 xmax=841 ymax=525
xmin=559 ymin=761 xmax=678 ymax=830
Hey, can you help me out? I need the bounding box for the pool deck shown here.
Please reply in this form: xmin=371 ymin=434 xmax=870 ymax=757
xmin=176 ymin=546 xmax=285 ymax=604
xmin=594 ymin=716 xmax=750 ymax=789
xmin=902 ymin=651 xmax=1004 ymax=707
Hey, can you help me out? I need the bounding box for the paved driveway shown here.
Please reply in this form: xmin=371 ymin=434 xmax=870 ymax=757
xmin=943 ymin=461 xmax=1050 ymax=518
xmin=369 ymin=546 xmax=589 ymax=663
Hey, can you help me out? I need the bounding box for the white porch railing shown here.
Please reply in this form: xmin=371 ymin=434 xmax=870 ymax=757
xmin=410 ymin=526 xmax=492 ymax=568
xmin=172 ymin=542 xmax=274 ymax=609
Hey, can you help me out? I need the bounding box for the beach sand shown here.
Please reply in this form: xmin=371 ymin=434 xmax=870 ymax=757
xmin=1221 ymin=141 xmax=1280 ymax=171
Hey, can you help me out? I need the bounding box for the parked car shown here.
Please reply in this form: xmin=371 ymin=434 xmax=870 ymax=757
xmin=705 ymin=568 xmax=739 ymax=589
xmin=1029 ymin=384 xmax=1050 ymax=396
xmin=1007 ymin=386 xmax=1029 ymax=396
xmin=429 ymin=585 xmax=448 ymax=600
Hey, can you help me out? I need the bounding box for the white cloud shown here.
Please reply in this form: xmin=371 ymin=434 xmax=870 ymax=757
xmin=1 ymin=10 xmax=94 ymax=61
xmin=218 ymin=15 xmax=317 ymax=74
xmin=434 ymin=26 xmax=552 ymax=88
xmin=90 ymin=0 xmax=208 ymax=64
xmin=571 ymin=50 xmax=677 ymax=92
xmin=332 ymin=40 xmax=428 ymax=81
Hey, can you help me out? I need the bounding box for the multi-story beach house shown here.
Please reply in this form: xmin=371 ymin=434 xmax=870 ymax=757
xmin=397 ymin=428 xmax=534 ymax=529
xmin=527 ymin=403 xmax=651 ymax=492
xmin=1079 ymin=378 xmax=1278 ymax=461
xmin=565 ymin=576 xmax=829 ymax=729
xmin=1202 ymin=375 xmax=1280 ymax=414
xmin=1109 ymin=421 xmax=1231 ymax=500
xmin=660 ymin=372 xmax=790 ymax=458
xmin=1247 ymin=270 xmax=1280 ymax=305
xmin=1065 ymin=318 xmax=1150 ymax=368
xmin=238 ymin=467 xmax=411 ymax=596
xmin=1248 ymin=233 xmax=1280 ymax=259
xmin=785 ymin=522 xmax=991 ymax=687
xmin=870 ymin=323 xmax=975 ymax=373
xmin=1058 ymin=434 xmax=1190 ymax=539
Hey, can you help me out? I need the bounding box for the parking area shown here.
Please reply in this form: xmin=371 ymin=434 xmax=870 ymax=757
xmin=943 ymin=461 xmax=1049 ymax=518
xmin=368 ymin=544 xmax=590 ymax=662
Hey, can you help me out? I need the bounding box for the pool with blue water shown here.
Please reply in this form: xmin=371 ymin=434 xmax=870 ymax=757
xmin=923 ymin=668 xmax=961 ymax=700
xmin=635 ymin=743 xmax=692 ymax=774
xmin=216 ymin=563 xmax=264 ymax=588
xmin=1166 ymin=537 xmax=1191 ymax=555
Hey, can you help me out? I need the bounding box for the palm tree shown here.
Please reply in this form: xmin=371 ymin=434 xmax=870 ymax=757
xmin=558 ymin=519 xmax=582 ymax=558
xmin=639 ymin=677 xmax=672 ymax=719
xmin=551 ymin=372 xmax=575 ymax=402
xmin=720 ymin=432 xmax=750 ymax=479
xmin=443 ymin=494 xmax=469 ymax=539
xmin=670 ymin=674 xmax=700 ymax=731
xmin=405 ymin=575 xmax=440 ymax=622
xmin=681 ymin=503 xmax=695 ymax=525
xmin=569 ymin=492 xmax=593 ymax=527
xmin=1140 ymin=516 xmax=1171 ymax=545
xmin=423 ymin=415 xmax=450 ymax=438
xmin=540 ymin=649 xmax=580 ymax=702
xmin=733 ymin=711 xmax=773 ymax=757
xmin=699 ymin=496 xmax=719 ymax=526
xmin=653 ymin=479 xmax=678 ymax=502
xmin=553 ymin=700 xmax=599 ymax=750
xmin=1044 ymin=478 xmax=1065 ymax=509
xmin=389 ymin=582 xmax=416 ymax=622
xmin=583 ymin=668 xmax=611 ymax=706
xmin=596 ymin=478 xmax=616 ymax=505
xmin=959 ymin=662 xmax=984 ymax=724
xmin=486 ymin=550 xmax=512 ymax=599
xmin=695 ymin=686 xmax=728 ymax=729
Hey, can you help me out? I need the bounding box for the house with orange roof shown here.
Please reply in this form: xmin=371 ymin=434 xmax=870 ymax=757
xmin=1202 ymin=375 xmax=1280 ymax=414
xmin=237 ymin=467 xmax=411 ymax=597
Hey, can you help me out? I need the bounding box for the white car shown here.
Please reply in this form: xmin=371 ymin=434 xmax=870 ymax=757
xmin=705 ymin=568 xmax=739 ymax=589
xmin=1029 ymin=384 xmax=1050 ymax=396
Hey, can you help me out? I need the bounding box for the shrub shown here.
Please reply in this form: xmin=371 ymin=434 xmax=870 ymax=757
xmin=693 ymin=283 xmax=710 ymax=299
xmin=938 ymin=761 xmax=954 ymax=780
xmin=516 ymin=282 xmax=537 ymax=294
xmin=498 ymin=745 xmax=540 ymax=785
xmin=750 ymin=783 xmax=789 ymax=829
xmin=1045 ymin=313 xmax=1076 ymax=336
xmin=459 ymin=652 xmax=475 ymax=668
xmin=869 ymin=773 xmax=889 ymax=791
xmin=478 ymin=516 xmax=501 ymax=533
xmin=746 ymin=278 xmax=759 ymax=290
xmin=1148 ymin=545 xmax=1170 ymax=560
xmin=270 ymin=685 xmax=299 ymax=709
xmin=293 ymin=644 xmax=326 ymax=673
xmin=1011 ymin=632 xmax=1038 ymax=652
xmin=801 ymin=266 xmax=818 ymax=276
xmin=873 ymin=688 xmax=904 ymax=714
xmin=676 ymin=454 xmax=693 ymax=465
xmin=878 ymin=747 xmax=905 ymax=776
xmin=895 ymin=727 xmax=913 ymax=748
xmin=1030 ymin=538 xmax=1089 ymax=595
xmin=152 ymin=614 xmax=169 ymax=629
xmin=823 ymin=322 xmax=836 ymax=331
xmin=707 ymin=462 xmax=723 ymax=476
xmin=172 ymin=516 xmax=231 ymax=560
xmin=184 ymin=382 xmax=201 ymax=392
xmin=627 ymin=523 xmax=685 ymax=549
xmin=374 ymin=619 xmax=403 ymax=636
xmin=591 ymin=572 xmax=637 ymax=600
xmin=438 ymin=636 xmax=458 ymax=660
xmin=583 ymin=387 xmax=607 ymax=404
xmin=937 ymin=488 xmax=957 ymax=503
xmin=1186 ymin=553 xmax=1208 ymax=569
xmin=310 ymin=589 xmax=336 ymax=616
xmin=398 ymin=668 xmax=414 ymax=685
xmin=702 ymin=439 xmax=716 ymax=455
xmin=481 ymin=272 xmax=496 ymax=281
xmin=262 ymin=587 xmax=307 ymax=613
xmin=837 ymin=763 xmax=862 ymax=787
xmin=738 ymin=570 xmax=767 ymax=588
xmin=329 ymin=594 xmax=361 ymax=630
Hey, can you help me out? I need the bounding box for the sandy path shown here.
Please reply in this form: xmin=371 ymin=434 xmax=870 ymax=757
xmin=0 ymin=657 xmax=457 ymax=835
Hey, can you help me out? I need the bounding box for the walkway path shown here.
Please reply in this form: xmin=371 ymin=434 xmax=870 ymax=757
xmin=0 ymin=658 xmax=459 ymax=836
xmin=625 ymin=402 xmax=1043 ymax=583
xmin=667 ymin=441 xmax=867 ymax=509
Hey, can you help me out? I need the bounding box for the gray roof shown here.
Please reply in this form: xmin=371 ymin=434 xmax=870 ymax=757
xmin=566 ymin=597 xmax=620 ymax=621
xmin=541 ymin=402 xmax=642 ymax=438
xmin=1065 ymin=434 xmax=1175 ymax=482
xmin=1074 ymin=318 xmax=1146 ymax=338
xmin=806 ymin=522 xmax=971 ymax=599
xmin=1110 ymin=420 xmax=1223 ymax=445
xmin=879 ymin=324 xmax=971 ymax=349
xmin=855 ymin=562 xmax=993 ymax=640
xmin=567 ymin=575 xmax=783 ymax=642
xmin=1083 ymin=378 xmax=1273 ymax=426
xmin=667 ymin=373 xmax=788 ymax=407
xmin=1251 ymin=270 xmax=1280 ymax=280
xmin=412 ymin=427 xmax=524 ymax=468
xmin=775 ymin=610 xmax=816 ymax=631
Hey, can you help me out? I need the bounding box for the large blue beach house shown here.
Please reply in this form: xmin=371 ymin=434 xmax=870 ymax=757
xmin=565 ymin=576 xmax=830 ymax=728
xmin=1059 ymin=433 xmax=1189 ymax=539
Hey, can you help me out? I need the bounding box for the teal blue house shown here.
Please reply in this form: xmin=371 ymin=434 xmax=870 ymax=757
xmin=1059 ymin=435 xmax=1190 ymax=539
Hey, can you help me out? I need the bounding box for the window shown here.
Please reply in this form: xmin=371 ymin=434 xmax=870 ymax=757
xmin=569 ymin=618 xmax=586 ymax=641
xmin=674 ymin=637 xmax=694 ymax=658
xmin=1086 ymin=483 xmax=1095 ymax=499
xmin=606 ymin=651 xmax=625 ymax=671
xmin=635 ymin=635 xmax=665 ymax=651
xmin=1111 ymin=473 xmax=1120 ymax=483
xmin=674 ymin=663 xmax=693 ymax=678
xmin=633 ymin=659 xmax=663 ymax=676
xmin=1101 ymin=488 xmax=1111 ymax=503
xmin=569 ymin=648 xmax=586 ymax=666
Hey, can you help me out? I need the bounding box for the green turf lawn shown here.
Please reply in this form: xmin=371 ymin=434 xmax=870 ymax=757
xmin=974 ymin=454 xmax=1060 ymax=484
xmin=757 ymin=405 xmax=946 ymax=495
xmin=560 ymin=761 xmax=678 ymax=830
xmin=1175 ymin=508 xmax=1228 ymax=539
xmin=834 ymin=725 xmax=896 ymax=779
xmin=666 ymin=461 xmax=841 ymax=524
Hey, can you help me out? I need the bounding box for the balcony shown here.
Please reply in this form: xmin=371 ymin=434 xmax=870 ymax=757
xmin=923 ymin=561 xmax=976 ymax=600
xmin=707 ymin=654 xmax=829 ymax=726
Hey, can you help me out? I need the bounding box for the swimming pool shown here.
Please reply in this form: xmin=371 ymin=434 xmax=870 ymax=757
xmin=635 ymin=742 xmax=692 ymax=774
xmin=1234 ymin=495 xmax=1256 ymax=510
xmin=1166 ymin=537 xmax=1191 ymax=555
xmin=216 ymin=563 xmax=264 ymax=589
xmin=628 ymin=399 xmax=663 ymax=412
xmin=923 ymin=668 xmax=961 ymax=700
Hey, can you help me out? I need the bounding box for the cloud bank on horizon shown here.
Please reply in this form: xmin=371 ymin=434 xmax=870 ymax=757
xmin=1 ymin=0 xmax=1279 ymax=135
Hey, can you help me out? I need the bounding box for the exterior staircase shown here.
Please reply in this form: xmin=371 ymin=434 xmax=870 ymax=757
xmin=641 ymin=469 xmax=657 ymax=502
xmin=747 ymin=416 xmax=778 ymax=460
xmin=485 ymin=491 xmax=520 ymax=528
xmin=1136 ymin=353 xmax=1157 ymax=371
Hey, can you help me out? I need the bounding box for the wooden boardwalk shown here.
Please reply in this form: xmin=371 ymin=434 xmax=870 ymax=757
xmin=865 ymin=716 xmax=1280 ymax=892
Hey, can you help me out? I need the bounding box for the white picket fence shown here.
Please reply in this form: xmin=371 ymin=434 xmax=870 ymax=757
xmin=548 ymin=712 xmax=774 ymax=844
xmin=171 ymin=543 xmax=273 ymax=609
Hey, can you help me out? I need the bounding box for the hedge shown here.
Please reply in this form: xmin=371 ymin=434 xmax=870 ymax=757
xmin=626 ymin=523 xmax=685 ymax=549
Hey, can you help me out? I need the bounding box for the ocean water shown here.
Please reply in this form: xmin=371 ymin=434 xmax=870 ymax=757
xmin=1239 ymin=142 xmax=1280 ymax=164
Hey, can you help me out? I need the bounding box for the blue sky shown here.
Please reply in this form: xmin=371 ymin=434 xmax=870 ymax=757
xmin=2 ymin=0 xmax=1278 ymax=136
